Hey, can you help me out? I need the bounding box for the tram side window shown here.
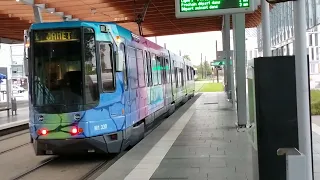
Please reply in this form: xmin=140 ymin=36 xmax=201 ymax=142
xmin=161 ymin=57 xmax=166 ymax=84
xmin=99 ymin=42 xmax=115 ymax=92
xmin=128 ymin=47 xmax=138 ymax=89
xmin=190 ymin=67 xmax=194 ymax=80
xmin=146 ymin=51 xmax=153 ymax=86
xmin=120 ymin=44 xmax=128 ymax=90
xmin=180 ymin=68 xmax=184 ymax=87
xmin=156 ymin=56 xmax=162 ymax=85
xmin=165 ymin=59 xmax=170 ymax=83
xmin=174 ymin=67 xmax=178 ymax=88
xmin=136 ymin=49 xmax=145 ymax=87
xmin=84 ymin=29 xmax=99 ymax=104
xmin=171 ymin=60 xmax=175 ymax=83
xmin=151 ymin=54 xmax=158 ymax=85
xmin=143 ymin=51 xmax=149 ymax=86
xmin=186 ymin=66 xmax=190 ymax=80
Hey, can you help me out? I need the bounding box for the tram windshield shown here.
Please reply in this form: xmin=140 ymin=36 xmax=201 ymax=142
xmin=31 ymin=28 xmax=98 ymax=113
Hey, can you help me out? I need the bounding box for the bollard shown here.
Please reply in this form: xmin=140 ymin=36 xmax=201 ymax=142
xmin=277 ymin=148 xmax=307 ymax=180
xmin=11 ymin=97 xmax=17 ymax=115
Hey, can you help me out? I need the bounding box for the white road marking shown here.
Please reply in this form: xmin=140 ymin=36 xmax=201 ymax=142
xmin=312 ymin=123 xmax=320 ymax=135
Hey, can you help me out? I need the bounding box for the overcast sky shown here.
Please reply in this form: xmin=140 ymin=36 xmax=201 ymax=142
xmin=146 ymin=29 xmax=258 ymax=66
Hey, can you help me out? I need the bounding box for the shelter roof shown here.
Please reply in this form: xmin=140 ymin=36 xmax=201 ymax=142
xmin=0 ymin=0 xmax=263 ymax=41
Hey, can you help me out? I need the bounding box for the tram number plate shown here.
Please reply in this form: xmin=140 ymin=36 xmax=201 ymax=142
xmin=94 ymin=124 xmax=108 ymax=131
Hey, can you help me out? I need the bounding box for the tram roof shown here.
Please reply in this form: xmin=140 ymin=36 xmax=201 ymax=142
xmin=0 ymin=0 xmax=264 ymax=41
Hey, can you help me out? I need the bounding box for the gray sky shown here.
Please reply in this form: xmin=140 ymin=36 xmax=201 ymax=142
xmin=146 ymin=28 xmax=258 ymax=66
xmin=146 ymin=31 xmax=223 ymax=66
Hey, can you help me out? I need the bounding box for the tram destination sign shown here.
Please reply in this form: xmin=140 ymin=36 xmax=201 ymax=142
xmin=175 ymin=0 xmax=256 ymax=18
xmin=34 ymin=29 xmax=80 ymax=43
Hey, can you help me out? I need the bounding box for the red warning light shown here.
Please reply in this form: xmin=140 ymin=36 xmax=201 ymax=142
xmin=70 ymin=127 xmax=83 ymax=135
xmin=37 ymin=128 xmax=49 ymax=136
xmin=71 ymin=127 xmax=78 ymax=134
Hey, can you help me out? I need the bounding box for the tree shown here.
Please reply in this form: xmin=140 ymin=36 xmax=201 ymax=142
xmin=183 ymin=55 xmax=191 ymax=61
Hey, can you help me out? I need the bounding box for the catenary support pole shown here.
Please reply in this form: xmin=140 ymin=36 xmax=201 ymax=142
xmin=222 ymin=24 xmax=227 ymax=90
xmin=223 ymin=15 xmax=231 ymax=99
xmin=293 ymin=0 xmax=313 ymax=179
xmin=201 ymin=53 xmax=204 ymax=79
xmin=261 ymin=0 xmax=271 ymax=56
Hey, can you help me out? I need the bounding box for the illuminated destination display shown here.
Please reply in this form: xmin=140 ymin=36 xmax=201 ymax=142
xmin=180 ymin=0 xmax=250 ymax=12
xmin=175 ymin=0 xmax=255 ymax=18
xmin=34 ymin=29 xmax=80 ymax=43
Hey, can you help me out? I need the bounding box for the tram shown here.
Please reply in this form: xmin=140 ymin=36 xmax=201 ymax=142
xmin=27 ymin=21 xmax=195 ymax=155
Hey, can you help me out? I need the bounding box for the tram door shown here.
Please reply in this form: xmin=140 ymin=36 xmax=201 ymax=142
xmin=121 ymin=44 xmax=132 ymax=141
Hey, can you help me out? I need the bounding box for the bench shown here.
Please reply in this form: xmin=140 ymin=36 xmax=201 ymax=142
xmin=0 ymin=107 xmax=11 ymax=117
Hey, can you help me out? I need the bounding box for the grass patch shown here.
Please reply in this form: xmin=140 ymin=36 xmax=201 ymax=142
xmin=198 ymin=83 xmax=224 ymax=92
xmin=311 ymin=90 xmax=320 ymax=115
xmin=195 ymin=79 xmax=209 ymax=81
xmin=195 ymin=83 xmax=204 ymax=92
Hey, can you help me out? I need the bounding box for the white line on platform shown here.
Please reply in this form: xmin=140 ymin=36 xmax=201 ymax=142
xmin=123 ymin=106 xmax=195 ymax=180
xmin=0 ymin=119 xmax=29 ymax=131
xmin=312 ymin=123 xmax=320 ymax=135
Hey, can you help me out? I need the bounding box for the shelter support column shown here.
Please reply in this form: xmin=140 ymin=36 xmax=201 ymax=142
xmin=293 ymin=0 xmax=313 ymax=178
xmin=33 ymin=6 xmax=43 ymax=23
xmin=261 ymin=0 xmax=271 ymax=56
xmin=222 ymin=24 xmax=227 ymax=88
xmin=223 ymin=14 xmax=232 ymax=100
xmin=232 ymin=13 xmax=247 ymax=126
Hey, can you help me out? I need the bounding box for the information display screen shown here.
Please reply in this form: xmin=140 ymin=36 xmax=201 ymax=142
xmin=175 ymin=0 xmax=254 ymax=18
xmin=34 ymin=29 xmax=80 ymax=43
xmin=180 ymin=0 xmax=250 ymax=12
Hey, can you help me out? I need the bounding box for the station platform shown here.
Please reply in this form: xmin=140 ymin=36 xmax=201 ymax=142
xmin=0 ymin=105 xmax=29 ymax=131
xmin=95 ymin=92 xmax=254 ymax=180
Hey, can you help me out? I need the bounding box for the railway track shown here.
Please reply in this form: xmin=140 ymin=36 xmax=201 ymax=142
xmin=0 ymin=142 xmax=30 ymax=155
xmin=11 ymin=157 xmax=57 ymax=180
xmin=78 ymin=160 xmax=110 ymax=180
xmin=9 ymin=155 xmax=117 ymax=180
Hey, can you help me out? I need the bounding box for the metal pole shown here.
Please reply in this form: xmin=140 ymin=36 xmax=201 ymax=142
xmin=224 ymin=15 xmax=231 ymax=97
xmin=205 ymin=56 xmax=207 ymax=79
xmin=293 ymin=0 xmax=313 ymax=179
xmin=155 ymin=36 xmax=157 ymax=44
xmin=216 ymin=68 xmax=219 ymax=83
xmin=221 ymin=30 xmax=228 ymax=89
xmin=261 ymin=0 xmax=271 ymax=56
xmin=201 ymin=53 xmax=203 ymax=79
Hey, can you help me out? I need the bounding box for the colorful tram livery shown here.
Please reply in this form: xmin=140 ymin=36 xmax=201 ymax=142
xmin=28 ymin=21 xmax=195 ymax=155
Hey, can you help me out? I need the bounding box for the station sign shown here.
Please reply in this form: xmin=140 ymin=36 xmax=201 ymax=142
xmin=175 ymin=0 xmax=256 ymax=18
